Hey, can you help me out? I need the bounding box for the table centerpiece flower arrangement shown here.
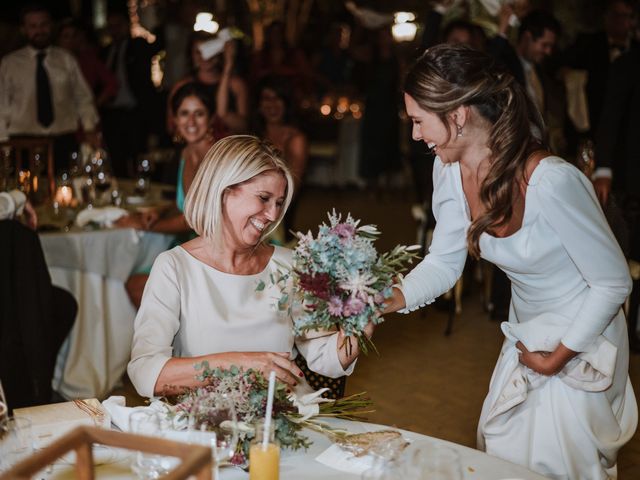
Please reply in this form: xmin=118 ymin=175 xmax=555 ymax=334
xmin=259 ymin=211 xmax=419 ymax=354
xmin=166 ymin=363 xmax=373 ymax=465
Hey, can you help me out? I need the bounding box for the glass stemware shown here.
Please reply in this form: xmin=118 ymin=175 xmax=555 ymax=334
xmin=0 ymin=417 xmax=34 ymax=472
xmin=187 ymin=393 xmax=238 ymax=480
xmin=577 ymin=138 xmax=595 ymax=178
xmin=129 ymin=410 xmax=167 ymax=479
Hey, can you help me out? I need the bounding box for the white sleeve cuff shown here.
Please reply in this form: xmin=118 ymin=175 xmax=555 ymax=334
xmin=593 ymin=167 xmax=612 ymax=179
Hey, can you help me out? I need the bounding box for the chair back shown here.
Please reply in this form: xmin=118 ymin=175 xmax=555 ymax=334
xmin=0 ymin=137 xmax=55 ymax=201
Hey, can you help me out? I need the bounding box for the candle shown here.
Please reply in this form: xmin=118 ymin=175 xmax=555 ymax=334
xmin=54 ymin=185 xmax=73 ymax=207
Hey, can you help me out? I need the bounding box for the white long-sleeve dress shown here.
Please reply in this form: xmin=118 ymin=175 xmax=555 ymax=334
xmin=398 ymin=156 xmax=637 ymax=479
xmin=128 ymin=245 xmax=352 ymax=398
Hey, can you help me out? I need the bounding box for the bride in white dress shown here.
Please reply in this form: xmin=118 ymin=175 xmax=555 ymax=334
xmin=128 ymin=136 xmax=369 ymax=398
xmin=384 ymin=44 xmax=637 ymax=479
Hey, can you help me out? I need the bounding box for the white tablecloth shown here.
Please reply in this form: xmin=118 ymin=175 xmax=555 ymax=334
xmin=40 ymin=228 xmax=174 ymax=400
xmin=42 ymin=419 xmax=546 ymax=479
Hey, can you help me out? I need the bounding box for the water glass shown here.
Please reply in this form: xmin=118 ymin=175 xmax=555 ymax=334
xmin=0 ymin=417 xmax=34 ymax=472
xmin=129 ymin=410 xmax=167 ymax=479
xmin=404 ymin=442 xmax=462 ymax=480
xmin=188 ymin=394 xmax=238 ymax=479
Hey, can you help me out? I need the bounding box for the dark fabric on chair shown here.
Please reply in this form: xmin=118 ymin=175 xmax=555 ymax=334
xmin=0 ymin=220 xmax=76 ymax=411
xmin=294 ymin=354 xmax=346 ymax=400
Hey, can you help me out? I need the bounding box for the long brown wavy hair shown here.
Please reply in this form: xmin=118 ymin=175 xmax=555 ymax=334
xmin=404 ymin=44 xmax=548 ymax=258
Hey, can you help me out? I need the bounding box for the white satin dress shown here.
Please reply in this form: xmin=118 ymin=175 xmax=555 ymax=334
xmin=399 ymin=156 xmax=637 ymax=479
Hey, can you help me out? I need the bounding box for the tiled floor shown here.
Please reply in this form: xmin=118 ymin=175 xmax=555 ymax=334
xmin=117 ymin=185 xmax=640 ymax=478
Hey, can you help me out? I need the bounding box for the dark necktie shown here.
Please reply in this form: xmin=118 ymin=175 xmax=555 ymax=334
xmin=36 ymin=51 xmax=54 ymax=127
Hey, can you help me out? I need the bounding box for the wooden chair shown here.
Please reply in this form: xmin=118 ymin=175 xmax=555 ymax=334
xmin=0 ymin=136 xmax=55 ymax=200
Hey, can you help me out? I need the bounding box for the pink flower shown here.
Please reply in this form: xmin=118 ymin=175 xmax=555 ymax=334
xmin=331 ymin=223 xmax=356 ymax=239
xmin=343 ymin=297 xmax=365 ymax=316
xmin=327 ymin=296 xmax=344 ymax=316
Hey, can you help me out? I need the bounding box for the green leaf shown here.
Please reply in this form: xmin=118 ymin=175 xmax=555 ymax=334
xmin=256 ymin=280 xmax=266 ymax=291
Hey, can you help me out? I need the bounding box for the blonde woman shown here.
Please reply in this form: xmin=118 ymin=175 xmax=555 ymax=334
xmin=384 ymin=44 xmax=636 ymax=479
xmin=128 ymin=135 xmax=367 ymax=398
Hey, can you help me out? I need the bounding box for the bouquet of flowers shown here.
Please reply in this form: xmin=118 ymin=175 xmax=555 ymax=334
xmin=262 ymin=211 xmax=419 ymax=354
xmin=168 ymin=363 xmax=373 ymax=465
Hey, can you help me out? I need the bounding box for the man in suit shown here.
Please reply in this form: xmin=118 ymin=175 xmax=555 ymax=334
xmin=0 ymin=4 xmax=100 ymax=171
xmin=101 ymin=9 xmax=160 ymax=178
xmin=562 ymin=0 xmax=637 ymax=140
xmin=486 ymin=9 xmax=564 ymax=321
xmin=594 ymin=46 xmax=640 ymax=350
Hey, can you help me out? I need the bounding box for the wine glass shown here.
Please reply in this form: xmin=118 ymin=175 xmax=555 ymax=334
xmin=94 ymin=162 xmax=113 ymax=206
xmin=401 ymin=441 xmax=462 ymax=480
xmin=0 ymin=380 xmax=7 ymax=423
xmin=134 ymin=157 xmax=152 ymax=197
xmin=188 ymin=393 xmax=238 ymax=479
xmin=0 ymin=417 xmax=34 ymax=472
xmin=0 ymin=146 xmax=15 ymax=192
xmin=129 ymin=410 xmax=167 ymax=479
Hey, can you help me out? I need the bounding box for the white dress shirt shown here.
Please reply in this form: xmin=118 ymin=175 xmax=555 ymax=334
xmin=128 ymin=245 xmax=354 ymax=398
xmin=0 ymin=45 xmax=99 ymax=140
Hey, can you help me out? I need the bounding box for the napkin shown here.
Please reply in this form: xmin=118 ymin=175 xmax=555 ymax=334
xmin=14 ymin=399 xmax=110 ymax=448
xmin=75 ymin=206 xmax=128 ymax=228
xmin=198 ymin=28 xmax=232 ymax=60
xmin=102 ymin=396 xmax=175 ymax=432
xmin=315 ymin=444 xmax=376 ymax=475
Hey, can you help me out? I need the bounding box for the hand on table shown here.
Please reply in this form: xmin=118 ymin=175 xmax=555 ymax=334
xmin=115 ymin=213 xmax=145 ymax=229
xmin=516 ymin=341 xmax=578 ymax=376
xmin=225 ymin=351 xmax=304 ymax=387
xmin=115 ymin=210 xmax=161 ymax=230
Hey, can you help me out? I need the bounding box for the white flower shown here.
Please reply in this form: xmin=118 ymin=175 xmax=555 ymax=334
xmin=339 ymin=271 xmax=378 ymax=296
xmin=357 ymin=225 xmax=380 ymax=235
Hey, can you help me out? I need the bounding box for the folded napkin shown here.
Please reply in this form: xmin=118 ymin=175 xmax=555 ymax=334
xmin=102 ymin=396 xmax=175 ymax=432
xmin=75 ymin=206 xmax=128 ymax=228
xmin=315 ymin=444 xmax=376 ymax=475
xmin=14 ymin=399 xmax=110 ymax=448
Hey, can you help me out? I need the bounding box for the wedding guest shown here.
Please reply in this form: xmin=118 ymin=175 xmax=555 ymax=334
xmin=101 ymin=9 xmax=161 ymax=177
xmin=128 ymin=135 xmax=367 ymax=397
xmin=595 ymin=45 xmax=640 ymax=351
xmin=0 ymin=4 xmax=100 ymax=170
xmin=0 ymin=189 xmax=37 ymax=230
xmin=385 ymin=44 xmax=636 ymax=479
xmin=168 ymin=32 xmax=248 ymax=135
xmin=253 ymin=75 xmax=308 ymax=241
xmin=118 ymin=81 xmax=224 ymax=308
xmin=57 ymin=19 xmax=118 ymax=109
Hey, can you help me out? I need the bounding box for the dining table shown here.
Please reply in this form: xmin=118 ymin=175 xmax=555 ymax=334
xmin=37 ymin=180 xmax=177 ymax=401
xmin=37 ymin=418 xmax=547 ymax=479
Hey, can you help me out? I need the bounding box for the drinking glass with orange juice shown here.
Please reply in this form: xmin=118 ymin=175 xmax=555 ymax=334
xmin=250 ymin=420 xmax=280 ymax=480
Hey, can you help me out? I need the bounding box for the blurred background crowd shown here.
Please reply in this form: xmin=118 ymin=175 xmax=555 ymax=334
xmin=1 ymin=0 xmax=639 ymax=345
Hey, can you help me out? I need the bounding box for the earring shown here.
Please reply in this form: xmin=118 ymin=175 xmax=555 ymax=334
xmin=456 ymin=124 xmax=463 ymax=137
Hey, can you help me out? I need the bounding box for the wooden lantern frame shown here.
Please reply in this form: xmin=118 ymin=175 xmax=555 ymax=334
xmin=0 ymin=426 xmax=212 ymax=480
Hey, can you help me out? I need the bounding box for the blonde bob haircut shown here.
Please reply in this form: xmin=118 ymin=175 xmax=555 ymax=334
xmin=183 ymin=135 xmax=294 ymax=243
